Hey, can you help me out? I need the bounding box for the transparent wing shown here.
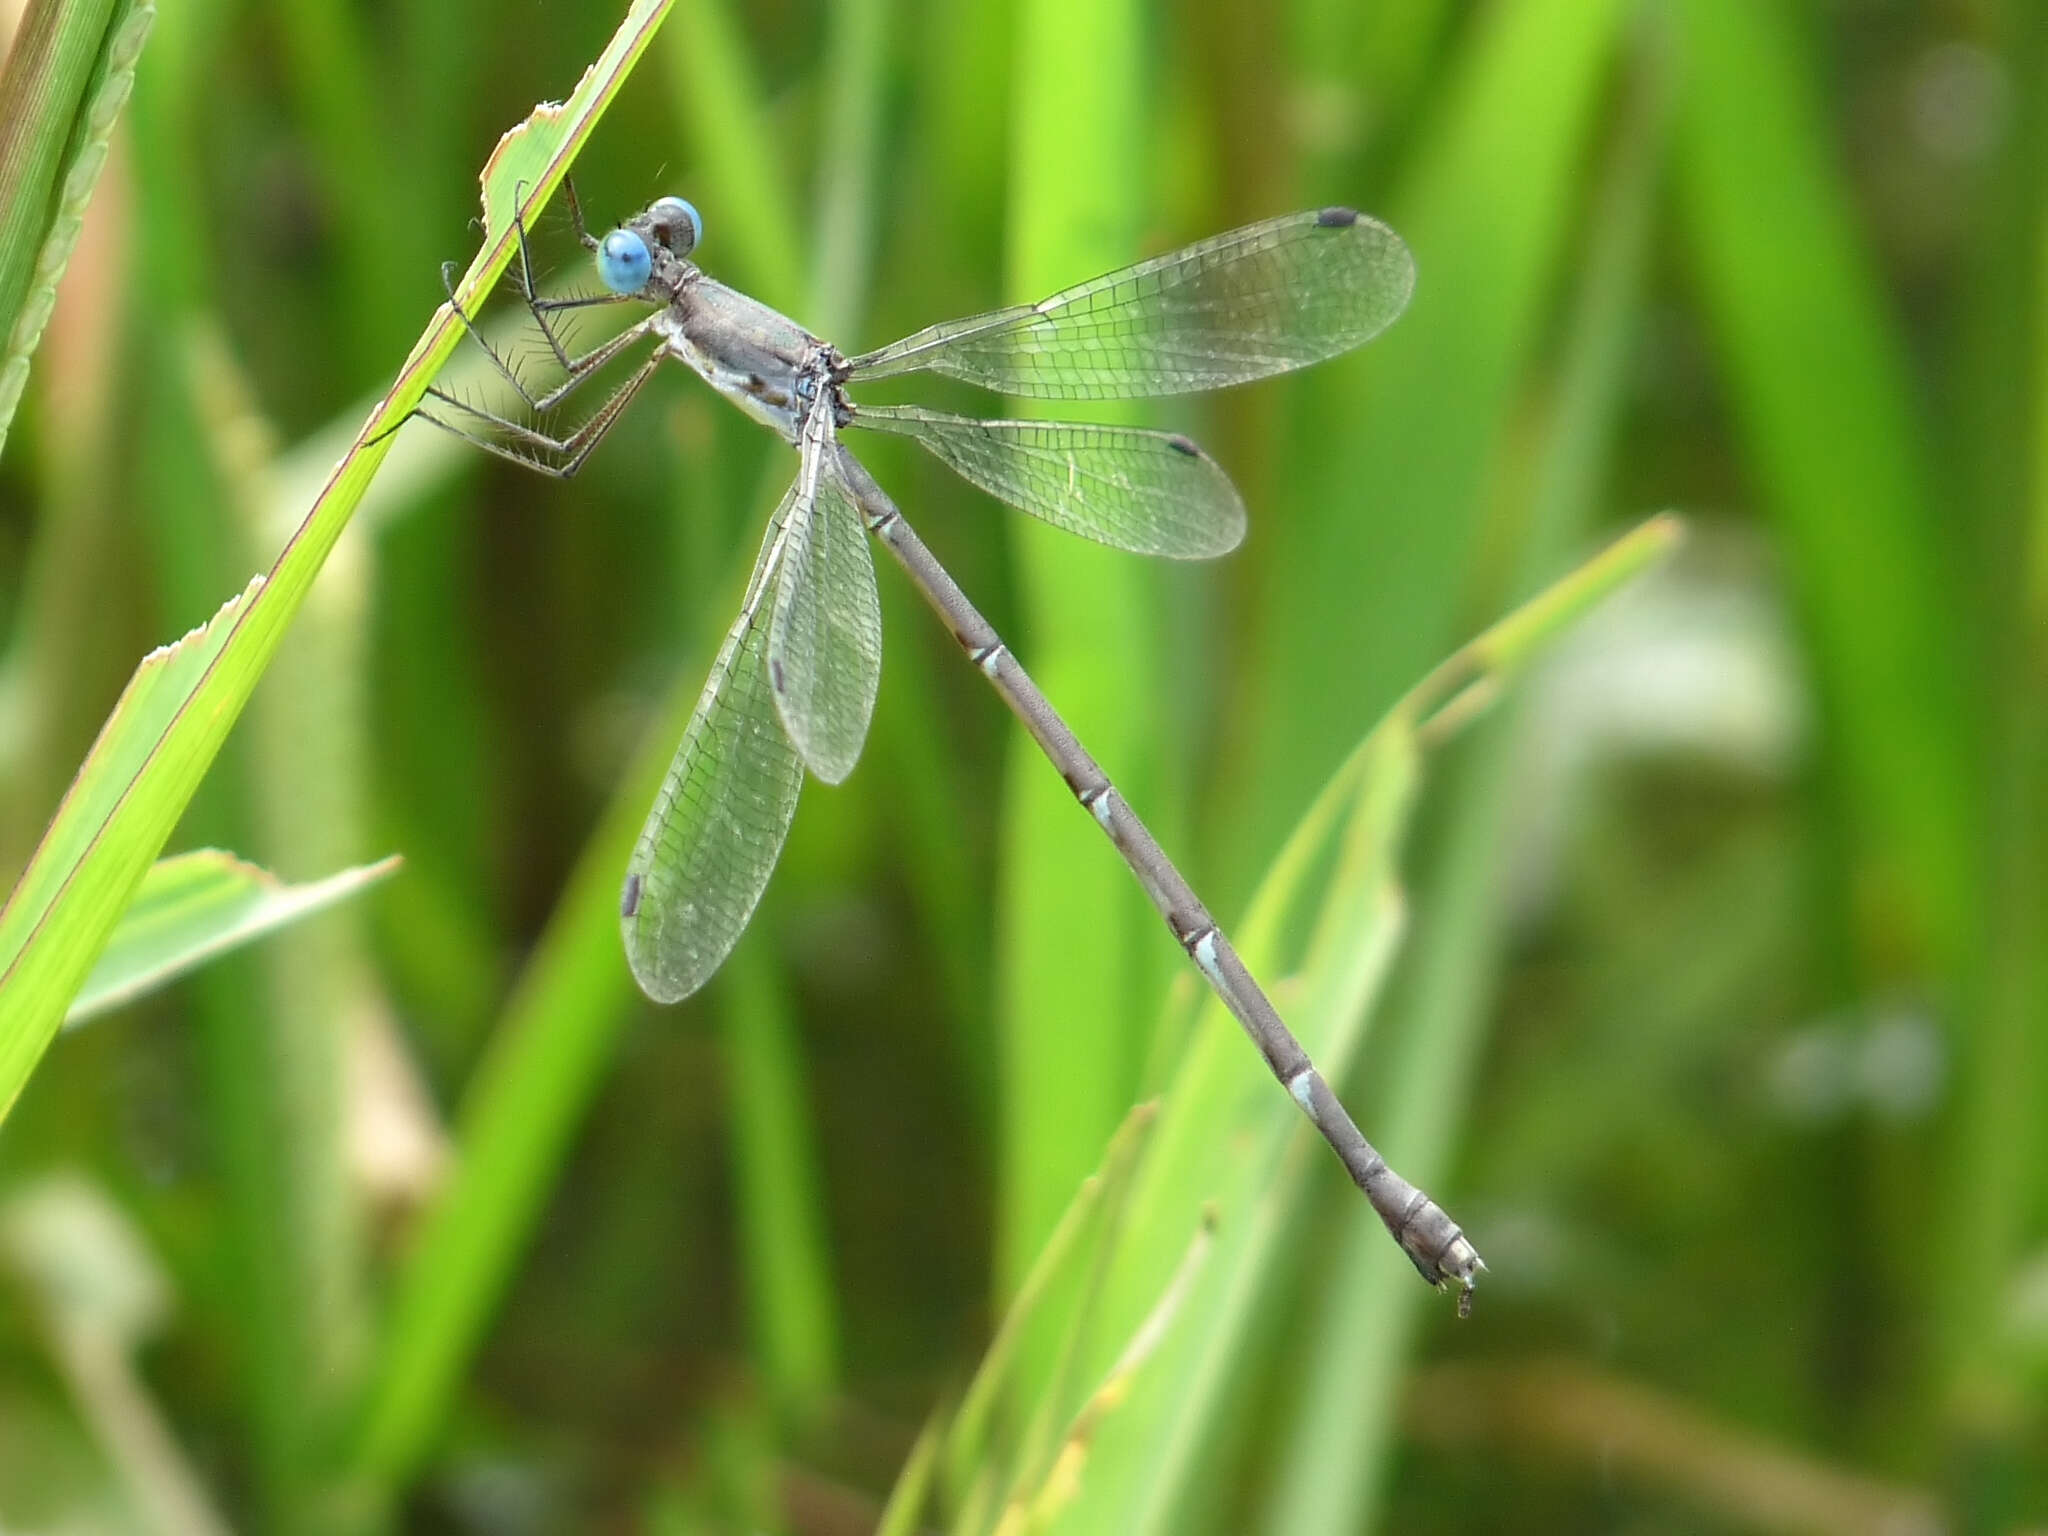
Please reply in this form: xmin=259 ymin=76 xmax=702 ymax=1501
xmin=767 ymin=438 xmax=883 ymax=784
xmin=854 ymin=405 xmax=1246 ymax=559
xmin=622 ymin=490 xmax=807 ymax=1003
xmin=846 ymin=209 xmax=1413 ymax=400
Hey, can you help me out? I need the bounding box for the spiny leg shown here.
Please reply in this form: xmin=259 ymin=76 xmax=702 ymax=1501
xmin=437 ymin=256 xmax=648 ymax=417
xmin=393 ymin=180 xmax=662 ymax=469
xmin=558 ymin=177 xmax=602 ymax=254
xmin=417 ymin=343 xmax=664 ymax=479
xmin=427 ymin=178 xmax=637 ymax=410
xmin=511 ymin=178 xmax=636 ymax=375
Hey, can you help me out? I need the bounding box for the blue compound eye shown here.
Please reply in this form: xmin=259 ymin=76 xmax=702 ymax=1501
xmin=597 ymin=229 xmax=653 ymax=294
xmin=647 ymin=196 xmax=702 ymax=256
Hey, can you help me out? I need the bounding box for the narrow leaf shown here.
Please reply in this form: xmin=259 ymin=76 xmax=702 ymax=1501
xmin=1046 ymin=516 xmax=1677 ymax=1535
xmin=0 ymin=0 xmax=673 ymax=1116
xmin=0 ymin=0 xmax=153 ymax=452
xmin=65 ymin=849 xmax=400 ymax=1025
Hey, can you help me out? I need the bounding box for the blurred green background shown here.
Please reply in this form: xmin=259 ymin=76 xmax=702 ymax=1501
xmin=1 ymin=0 xmax=2042 ymax=1530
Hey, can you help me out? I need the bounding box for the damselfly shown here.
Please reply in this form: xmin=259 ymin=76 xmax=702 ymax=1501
xmin=413 ymin=185 xmax=1483 ymax=1307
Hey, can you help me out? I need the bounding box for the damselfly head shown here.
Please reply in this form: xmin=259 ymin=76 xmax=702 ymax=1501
xmin=646 ymin=196 xmax=703 ymax=256
xmin=596 ymin=197 xmax=704 ymax=296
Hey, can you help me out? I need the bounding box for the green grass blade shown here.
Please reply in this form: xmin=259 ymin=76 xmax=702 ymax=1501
xmin=1000 ymin=1208 xmax=1218 ymax=1532
xmin=343 ymin=685 xmax=663 ymax=1486
xmin=1042 ymin=517 xmax=1677 ymax=1536
xmin=986 ymin=654 xmax=1421 ymax=1536
xmin=996 ymin=0 xmax=1157 ymax=1301
xmin=0 ymin=0 xmax=670 ymax=1114
xmin=951 ymin=1107 xmax=1160 ymax=1534
xmin=1264 ymin=56 xmax=1672 ymax=1514
xmin=1955 ymin=23 xmax=2048 ymax=1472
xmin=1235 ymin=0 xmax=1630 ymax=887
xmin=0 ymin=0 xmax=149 ymax=453
xmin=836 ymin=0 xmax=997 ymax=1053
xmin=663 ymin=0 xmax=803 ymax=301
xmin=348 ymin=483 xmax=818 ymax=1481
xmin=270 ymin=0 xmax=429 ymax=375
xmin=808 ymin=0 xmax=890 ymax=339
xmin=1672 ymin=0 xmax=1977 ymax=976
xmin=0 ymin=0 xmax=121 ymax=319
xmin=723 ymin=943 xmax=840 ymax=1421
xmin=63 ymin=850 xmax=398 ymax=1025
xmin=874 ymin=1414 xmax=946 ymax=1536
xmin=940 ymin=1105 xmax=1158 ymax=1503
xmin=353 ymin=4 xmax=888 ymax=1485
xmin=1669 ymin=0 xmax=1993 ymax=1410
xmin=0 ymin=575 xmax=259 ymax=1101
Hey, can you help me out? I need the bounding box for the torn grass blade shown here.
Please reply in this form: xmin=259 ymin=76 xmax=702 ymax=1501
xmin=0 ymin=0 xmax=672 ymax=1116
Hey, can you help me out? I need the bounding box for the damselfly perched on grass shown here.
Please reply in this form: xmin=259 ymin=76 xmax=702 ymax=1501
xmin=412 ymin=185 xmax=1483 ymax=1308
